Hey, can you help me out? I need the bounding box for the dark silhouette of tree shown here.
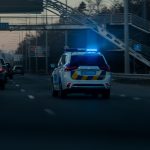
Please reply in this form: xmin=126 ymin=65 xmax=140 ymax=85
xmin=110 ymin=0 xmax=124 ymax=13
xmin=78 ymin=1 xmax=87 ymax=13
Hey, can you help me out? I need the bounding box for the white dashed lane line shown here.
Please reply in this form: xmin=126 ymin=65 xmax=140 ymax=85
xmin=28 ymin=95 xmax=35 ymax=100
xmin=15 ymin=84 xmax=20 ymax=87
xmin=20 ymin=89 xmax=26 ymax=92
xmin=44 ymin=109 xmax=56 ymax=116
xmin=120 ymin=94 xmax=126 ymax=97
xmin=133 ymin=97 xmax=142 ymax=101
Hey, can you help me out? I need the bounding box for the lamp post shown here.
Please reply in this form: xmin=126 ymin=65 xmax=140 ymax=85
xmin=45 ymin=0 xmax=48 ymax=74
xmin=35 ymin=13 xmax=38 ymax=73
xmin=65 ymin=0 xmax=68 ymax=49
xmin=143 ymin=0 xmax=147 ymax=19
xmin=124 ymin=0 xmax=130 ymax=73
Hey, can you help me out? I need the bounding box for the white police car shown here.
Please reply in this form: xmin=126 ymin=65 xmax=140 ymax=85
xmin=51 ymin=48 xmax=111 ymax=99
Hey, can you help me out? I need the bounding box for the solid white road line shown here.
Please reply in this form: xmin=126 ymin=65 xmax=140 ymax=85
xmin=44 ymin=109 xmax=56 ymax=116
xmin=28 ymin=95 xmax=35 ymax=100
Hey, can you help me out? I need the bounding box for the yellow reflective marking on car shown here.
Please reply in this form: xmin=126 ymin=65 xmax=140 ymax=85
xmin=92 ymin=76 xmax=98 ymax=80
xmin=71 ymin=70 xmax=106 ymax=80
xmin=72 ymin=71 xmax=78 ymax=79
xmin=106 ymin=72 xmax=111 ymax=76
xmin=81 ymin=76 xmax=88 ymax=80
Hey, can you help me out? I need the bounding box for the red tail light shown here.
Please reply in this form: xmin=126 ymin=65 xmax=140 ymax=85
xmin=65 ymin=65 xmax=78 ymax=71
xmin=0 ymin=67 xmax=5 ymax=73
xmin=100 ymin=65 xmax=111 ymax=72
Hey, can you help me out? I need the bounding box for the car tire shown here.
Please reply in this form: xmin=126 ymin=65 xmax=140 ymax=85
xmin=51 ymin=81 xmax=58 ymax=97
xmin=58 ymin=82 xmax=67 ymax=99
xmin=9 ymin=75 xmax=13 ymax=80
xmin=4 ymin=77 xmax=7 ymax=84
xmin=102 ymin=89 xmax=110 ymax=99
xmin=92 ymin=93 xmax=98 ymax=98
xmin=0 ymin=82 xmax=5 ymax=90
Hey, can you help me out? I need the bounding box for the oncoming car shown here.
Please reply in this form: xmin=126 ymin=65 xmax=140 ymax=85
xmin=51 ymin=49 xmax=111 ymax=99
xmin=0 ymin=57 xmax=7 ymax=90
xmin=13 ymin=65 xmax=24 ymax=75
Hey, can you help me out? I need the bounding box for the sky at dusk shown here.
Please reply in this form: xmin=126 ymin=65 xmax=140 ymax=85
xmin=0 ymin=0 xmax=116 ymax=52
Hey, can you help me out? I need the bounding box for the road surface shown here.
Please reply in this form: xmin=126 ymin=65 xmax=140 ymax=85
xmin=0 ymin=74 xmax=150 ymax=150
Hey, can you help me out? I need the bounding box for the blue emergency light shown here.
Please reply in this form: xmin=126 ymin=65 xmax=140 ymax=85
xmin=65 ymin=48 xmax=98 ymax=52
xmin=86 ymin=49 xmax=98 ymax=52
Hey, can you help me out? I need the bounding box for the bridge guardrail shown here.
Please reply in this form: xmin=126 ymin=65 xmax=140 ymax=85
xmin=112 ymin=73 xmax=150 ymax=80
xmin=94 ymin=13 xmax=150 ymax=33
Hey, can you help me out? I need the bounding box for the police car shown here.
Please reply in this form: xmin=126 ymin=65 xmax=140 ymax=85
xmin=51 ymin=48 xmax=111 ymax=99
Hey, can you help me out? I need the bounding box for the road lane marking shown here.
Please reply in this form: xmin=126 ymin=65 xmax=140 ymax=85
xmin=15 ymin=84 xmax=20 ymax=87
xmin=133 ymin=97 xmax=141 ymax=101
xmin=120 ymin=94 xmax=126 ymax=97
xmin=28 ymin=95 xmax=35 ymax=100
xmin=20 ymin=89 xmax=26 ymax=92
xmin=44 ymin=109 xmax=56 ymax=116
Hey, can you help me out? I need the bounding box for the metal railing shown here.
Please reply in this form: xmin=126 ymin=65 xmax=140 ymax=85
xmin=129 ymin=40 xmax=150 ymax=60
xmin=94 ymin=13 xmax=150 ymax=33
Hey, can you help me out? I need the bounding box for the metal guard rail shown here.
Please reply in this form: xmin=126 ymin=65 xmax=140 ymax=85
xmin=94 ymin=13 xmax=150 ymax=33
xmin=112 ymin=73 xmax=150 ymax=80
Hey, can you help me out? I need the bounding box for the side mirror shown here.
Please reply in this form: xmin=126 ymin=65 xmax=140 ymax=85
xmin=49 ymin=64 xmax=57 ymax=69
xmin=6 ymin=63 xmax=11 ymax=68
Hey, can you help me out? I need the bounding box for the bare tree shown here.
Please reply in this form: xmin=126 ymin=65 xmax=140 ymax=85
xmin=85 ymin=0 xmax=103 ymax=15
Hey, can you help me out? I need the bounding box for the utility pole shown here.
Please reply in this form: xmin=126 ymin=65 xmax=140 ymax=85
xmin=28 ymin=37 xmax=31 ymax=73
xmin=25 ymin=17 xmax=28 ymax=72
xmin=28 ymin=17 xmax=31 ymax=73
xmin=21 ymin=31 xmax=24 ymax=66
xmin=35 ymin=13 xmax=38 ymax=73
xmin=65 ymin=0 xmax=68 ymax=49
xmin=143 ymin=0 xmax=147 ymax=19
xmin=124 ymin=0 xmax=130 ymax=73
xmin=25 ymin=38 xmax=28 ymax=73
xmin=45 ymin=0 xmax=48 ymax=74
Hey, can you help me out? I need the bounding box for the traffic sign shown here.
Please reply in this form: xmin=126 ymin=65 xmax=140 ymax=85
xmin=0 ymin=0 xmax=43 ymax=13
xmin=0 ymin=23 xmax=9 ymax=30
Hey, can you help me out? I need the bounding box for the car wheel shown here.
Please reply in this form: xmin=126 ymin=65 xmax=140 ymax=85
xmin=9 ymin=75 xmax=13 ymax=79
xmin=92 ymin=93 xmax=98 ymax=98
xmin=51 ymin=81 xmax=58 ymax=97
xmin=102 ymin=89 xmax=110 ymax=99
xmin=0 ymin=82 xmax=5 ymax=90
xmin=4 ymin=77 xmax=7 ymax=84
xmin=58 ymin=82 xmax=67 ymax=99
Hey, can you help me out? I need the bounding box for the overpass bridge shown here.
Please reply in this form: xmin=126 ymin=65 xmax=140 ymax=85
xmin=9 ymin=24 xmax=90 ymax=31
xmin=0 ymin=14 xmax=150 ymax=33
xmin=0 ymin=0 xmax=150 ymax=68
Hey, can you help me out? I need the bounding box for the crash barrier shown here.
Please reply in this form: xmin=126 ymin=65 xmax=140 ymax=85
xmin=112 ymin=73 xmax=150 ymax=80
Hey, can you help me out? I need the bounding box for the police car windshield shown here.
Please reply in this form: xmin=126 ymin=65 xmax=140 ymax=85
xmin=70 ymin=54 xmax=107 ymax=67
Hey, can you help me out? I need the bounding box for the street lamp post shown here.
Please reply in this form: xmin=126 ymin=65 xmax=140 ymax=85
xmin=124 ymin=0 xmax=130 ymax=73
xmin=65 ymin=0 xmax=68 ymax=49
xmin=45 ymin=0 xmax=48 ymax=74
xmin=143 ymin=0 xmax=147 ymax=19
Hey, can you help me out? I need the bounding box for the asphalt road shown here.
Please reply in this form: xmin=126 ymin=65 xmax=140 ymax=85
xmin=0 ymin=74 xmax=150 ymax=150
